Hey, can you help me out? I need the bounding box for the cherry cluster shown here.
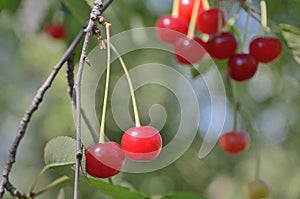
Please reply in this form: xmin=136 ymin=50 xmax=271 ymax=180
xmin=155 ymin=0 xmax=282 ymax=83
xmin=85 ymin=126 xmax=162 ymax=178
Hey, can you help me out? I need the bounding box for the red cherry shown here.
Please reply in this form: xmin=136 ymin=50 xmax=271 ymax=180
xmin=121 ymin=126 xmax=162 ymax=162
xmin=249 ymin=37 xmax=281 ymax=63
xmin=228 ymin=54 xmax=258 ymax=81
xmin=45 ymin=23 xmax=66 ymax=39
xmin=219 ymin=131 xmax=249 ymax=154
xmin=174 ymin=36 xmax=206 ymax=64
xmin=196 ymin=8 xmax=225 ymax=35
xmin=155 ymin=15 xmax=189 ymax=44
xmin=85 ymin=142 xmax=125 ymax=178
xmin=206 ymin=32 xmax=237 ymax=60
xmin=179 ymin=0 xmax=204 ymax=20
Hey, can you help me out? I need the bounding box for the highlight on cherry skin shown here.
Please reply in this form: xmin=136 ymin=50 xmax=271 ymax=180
xmin=219 ymin=131 xmax=250 ymax=154
xmin=155 ymin=15 xmax=189 ymax=44
xmin=85 ymin=142 xmax=125 ymax=178
xmin=245 ymin=179 xmax=271 ymax=199
xmin=121 ymin=126 xmax=162 ymax=162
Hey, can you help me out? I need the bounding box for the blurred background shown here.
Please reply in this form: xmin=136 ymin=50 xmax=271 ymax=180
xmin=0 ymin=0 xmax=300 ymax=198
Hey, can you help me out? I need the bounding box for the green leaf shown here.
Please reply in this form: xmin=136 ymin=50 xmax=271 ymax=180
xmin=44 ymin=136 xmax=76 ymax=167
xmin=88 ymin=177 xmax=149 ymax=199
xmin=0 ymin=0 xmax=21 ymax=12
xmin=61 ymin=0 xmax=91 ymax=24
xmin=161 ymin=192 xmax=208 ymax=199
xmin=278 ymin=24 xmax=300 ymax=64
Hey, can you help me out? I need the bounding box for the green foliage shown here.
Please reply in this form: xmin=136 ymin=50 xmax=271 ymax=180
xmin=162 ymin=192 xmax=208 ymax=199
xmin=88 ymin=177 xmax=149 ymax=199
xmin=44 ymin=136 xmax=76 ymax=167
xmin=61 ymin=0 xmax=91 ymax=24
xmin=278 ymin=24 xmax=300 ymax=64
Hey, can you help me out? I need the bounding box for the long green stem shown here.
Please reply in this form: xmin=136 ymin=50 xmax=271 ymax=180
xmin=187 ymin=0 xmax=201 ymax=38
xmin=28 ymin=165 xmax=50 ymax=195
xmin=172 ymin=0 xmax=179 ymax=18
xmin=99 ymin=23 xmax=112 ymax=143
xmin=109 ymin=44 xmax=141 ymax=127
xmin=227 ymin=76 xmax=239 ymax=131
xmin=239 ymin=106 xmax=261 ymax=179
xmin=242 ymin=0 xmax=252 ymax=52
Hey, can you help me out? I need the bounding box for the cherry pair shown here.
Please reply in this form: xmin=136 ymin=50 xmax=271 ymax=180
xmin=85 ymin=126 xmax=162 ymax=178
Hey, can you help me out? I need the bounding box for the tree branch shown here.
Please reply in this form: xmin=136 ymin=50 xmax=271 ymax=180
xmin=0 ymin=0 xmax=114 ymax=198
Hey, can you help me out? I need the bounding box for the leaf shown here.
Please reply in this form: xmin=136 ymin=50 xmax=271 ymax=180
xmin=44 ymin=136 xmax=76 ymax=167
xmin=0 ymin=0 xmax=21 ymax=12
xmin=161 ymin=192 xmax=208 ymax=199
xmin=278 ymin=24 xmax=300 ymax=64
xmin=88 ymin=177 xmax=149 ymax=199
xmin=61 ymin=0 xmax=91 ymax=24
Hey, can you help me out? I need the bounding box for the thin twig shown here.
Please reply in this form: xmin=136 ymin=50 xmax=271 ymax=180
xmin=73 ymin=30 xmax=90 ymax=199
xmin=0 ymin=29 xmax=85 ymax=199
xmin=0 ymin=0 xmax=114 ymax=198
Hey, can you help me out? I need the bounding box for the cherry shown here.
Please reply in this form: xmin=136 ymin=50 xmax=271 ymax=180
xmin=121 ymin=126 xmax=162 ymax=162
xmin=174 ymin=36 xmax=206 ymax=64
xmin=45 ymin=23 xmax=66 ymax=39
xmin=155 ymin=15 xmax=189 ymax=44
xmin=85 ymin=142 xmax=125 ymax=178
xmin=227 ymin=54 xmax=258 ymax=81
xmin=205 ymin=32 xmax=237 ymax=60
xmin=196 ymin=8 xmax=225 ymax=35
xmin=219 ymin=131 xmax=249 ymax=154
xmin=249 ymin=37 xmax=281 ymax=63
xmin=179 ymin=0 xmax=204 ymax=20
xmin=245 ymin=179 xmax=270 ymax=199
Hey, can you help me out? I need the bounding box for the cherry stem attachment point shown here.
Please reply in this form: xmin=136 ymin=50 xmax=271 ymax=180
xmin=187 ymin=0 xmax=201 ymax=38
xmin=99 ymin=23 xmax=112 ymax=143
xmin=109 ymin=44 xmax=141 ymax=127
xmin=172 ymin=0 xmax=179 ymax=18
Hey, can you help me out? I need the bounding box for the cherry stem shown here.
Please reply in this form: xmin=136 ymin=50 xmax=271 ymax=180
xmin=203 ymin=0 xmax=210 ymax=9
xmin=171 ymin=0 xmax=179 ymax=18
xmin=260 ymin=0 xmax=267 ymax=30
xmin=109 ymin=44 xmax=141 ymax=127
xmin=239 ymin=106 xmax=261 ymax=179
xmin=227 ymin=76 xmax=239 ymax=131
xmin=241 ymin=0 xmax=252 ymax=52
xmin=99 ymin=23 xmax=112 ymax=143
xmin=187 ymin=0 xmax=201 ymax=38
xmin=217 ymin=0 xmax=223 ymax=33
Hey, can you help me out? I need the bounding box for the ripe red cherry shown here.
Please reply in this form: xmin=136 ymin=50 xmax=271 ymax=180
xmin=179 ymin=0 xmax=204 ymax=20
xmin=219 ymin=131 xmax=249 ymax=154
xmin=85 ymin=142 xmax=125 ymax=178
xmin=45 ymin=23 xmax=66 ymax=39
xmin=121 ymin=126 xmax=162 ymax=162
xmin=155 ymin=15 xmax=189 ymax=44
xmin=245 ymin=179 xmax=271 ymax=199
xmin=206 ymin=32 xmax=237 ymax=60
xmin=174 ymin=36 xmax=206 ymax=64
xmin=196 ymin=8 xmax=225 ymax=35
xmin=249 ymin=37 xmax=281 ymax=63
xmin=228 ymin=54 xmax=258 ymax=81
